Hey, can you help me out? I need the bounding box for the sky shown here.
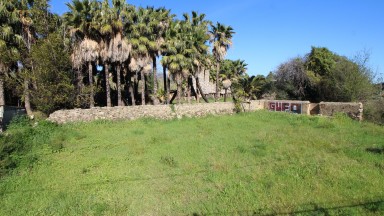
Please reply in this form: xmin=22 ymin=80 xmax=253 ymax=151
xmin=50 ymin=0 xmax=384 ymax=79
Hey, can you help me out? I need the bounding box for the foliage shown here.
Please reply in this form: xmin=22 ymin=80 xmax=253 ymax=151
xmin=319 ymin=55 xmax=374 ymax=102
xmin=30 ymin=32 xmax=76 ymax=114
xmin=275 ymin=57 xmax=310 ymax=100
xmin=232 ymin=75 xmax=265 ymax=101
xmin=364 ymin=98 xmax=384 ymax=125
xmin=273 ymin=47 xmax=375 ymax=103
xmin=0 ymin=112 xmax=383 ymax=214
xmin=305 ymin=46 xmax=336 ymax=76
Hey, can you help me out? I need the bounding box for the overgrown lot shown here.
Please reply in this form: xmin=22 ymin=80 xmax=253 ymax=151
xmin=0 ymin=111 xmax=383 ymax=215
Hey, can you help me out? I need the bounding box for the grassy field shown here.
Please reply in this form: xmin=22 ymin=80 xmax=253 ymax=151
xmin=0 ymin=111 xmax=383 ymax=215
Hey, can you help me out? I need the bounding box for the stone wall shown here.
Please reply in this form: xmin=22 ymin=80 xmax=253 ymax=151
xmin=174 ymin=102 xmax=235 ymax=118
xmin=258 ymin=100 xmax=363 ymax=120
xmin=48 ymin=100 xmax=364 ymax=124
xmin=319 ymin=102 xmax=363 ymax=121
xmin=49 ymin=105 xmax=175 ymax=124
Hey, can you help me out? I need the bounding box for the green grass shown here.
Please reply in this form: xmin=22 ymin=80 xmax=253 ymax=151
xmin=1 ymin=111 xmax=384 ymax=215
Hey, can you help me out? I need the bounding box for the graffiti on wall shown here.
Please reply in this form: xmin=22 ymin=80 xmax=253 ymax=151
xmin=268 ymin=101 xmax=302 ymax=114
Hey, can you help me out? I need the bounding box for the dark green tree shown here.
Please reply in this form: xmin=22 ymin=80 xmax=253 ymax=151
xmin=30 ymin=32 xmax=75 ymax=114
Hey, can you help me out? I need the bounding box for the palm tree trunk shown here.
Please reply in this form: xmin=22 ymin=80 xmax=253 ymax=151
xmin=0 ymin=76 xmax=4 ymax=107
xmin=163 ymin=65 xmax=168 ymax=104
xmin=196 ymin=76 xmax=209 ymax=103
xmin=152 ymin=56 xmax=158 ymax=96
xmin=215 ymin=62 xmax=220 ymax=102
xmin=187 ymin=76 xmax=191 ymax=104
xmin=88 ymin=62 xmax=94 ymax=108
xmin=141 ymin=69 xmax=145 ymax=105
xmin=196 ymin=87 xmax=200 ymax=103
xmin=176 ymin=73 xmax=182 ymax=104
xmin=134 ymin=71 xmax=139 ymax=104
xmin=24 ymin=79 xmax=32 ymax=115
xmin=127 ymin=71 xmax=135 ymax=106
xmin=224 ymin=89 xmax=227 ymax=102
xmin=76 ymin=68 xmax=84 ymax=94
xmin=116 ymin=64 xmax=123 ymax=106
xmin=0 ymin=76 xmax=4 ymax=132
xmin=167 ymin=70 xmax=171 ymax=105
xmin=105 ymin=63 xmax=111 ymax=107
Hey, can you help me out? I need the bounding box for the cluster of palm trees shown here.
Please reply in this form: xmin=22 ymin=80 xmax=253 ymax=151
xmin=64 ymin=0 xmax=237 ymax=107
xmin=1 ymin=0 xmax=245 ymax=113
xmin=0 ymin=0 xmax=46 ymax=114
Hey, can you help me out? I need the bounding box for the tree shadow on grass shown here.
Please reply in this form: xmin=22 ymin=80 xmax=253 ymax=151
xmin=192 ymin=199 xmax=384 ymax=216
xmin=366 ymin=147 xmax=384 ymax=155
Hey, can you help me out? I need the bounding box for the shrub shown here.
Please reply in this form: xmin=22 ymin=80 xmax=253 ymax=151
xmin=364 ymin=99 xmax=384 ymax=125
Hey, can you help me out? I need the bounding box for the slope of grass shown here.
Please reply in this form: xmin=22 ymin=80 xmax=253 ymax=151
xmin=0 ymin=111 xmax=383 ymax=215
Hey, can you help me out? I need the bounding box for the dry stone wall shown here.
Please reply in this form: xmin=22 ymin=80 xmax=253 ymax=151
xmin=174 ymin=102 xmax=235 ymax=118
xmin=48 ymin=100 xmax=364 ymax=124
xmin=48 ymin=105 xmax=175 ymax=124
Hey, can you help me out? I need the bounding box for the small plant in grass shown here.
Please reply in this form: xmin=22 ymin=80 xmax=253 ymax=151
xmin=364 ymin=200 xmax=384 ymax=213
xmin=160 ymin=155 xmax=178 ymax=168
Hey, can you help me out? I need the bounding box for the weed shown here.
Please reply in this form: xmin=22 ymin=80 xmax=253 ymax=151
xmin=160 ymin=155 xmax=178 ymax=167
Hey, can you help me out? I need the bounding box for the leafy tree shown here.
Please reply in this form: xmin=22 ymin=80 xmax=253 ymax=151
xmin=275 ymin=57 xmax=310 ymax=100
xmin=30 ymin=32 xmax=75 ymax=114
xmin=274 ymin=47 xmax=375 ymax=102
xmin=319 ymin=55 xmax=374 ymax=102
xmin=306 ymin=46 xmax=336 ymax=76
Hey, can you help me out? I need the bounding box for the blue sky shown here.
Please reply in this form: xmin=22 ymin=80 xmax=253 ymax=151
xmin=50 ymin=0 xmax=383 ymax=79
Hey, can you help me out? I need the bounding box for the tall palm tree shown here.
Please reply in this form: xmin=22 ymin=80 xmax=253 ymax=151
xmin=0 ymin=0 xmax=23 ymax=126
xmin=126 ymin=7 xmax=155 ymax=105
xmin=162 ymin=20 xmax=191 ymax=104
xmin=14 ymin=0 xmax=36 ymax=115
xmin=183 ymin=11 xmax=210 ymax=103
xmin=209 ymin=22 xmax=235 ymax=101
xmin=147 ymin=7 xmax=172 ymax=104
xmin=64 ymin=0 xmax=100 ymax=108
xmin=220 ymin=59 xmax=248 ymax=101
xmin=96 ymin=0 xmax=131 ymax=106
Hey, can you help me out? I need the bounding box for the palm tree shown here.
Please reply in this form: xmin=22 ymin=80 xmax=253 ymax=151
xmin=220 ymin=59 xmax=248 ymax=101
xmin=0 ymin=0 xmax=23 ymax=129
xmin=161 ymin=20 xmax=191 ymax=104
xmin=14 ymin=0 xmax=36 ymax=116
xmin=233 ymin=75 xmax=265 ymax=103
xmin=183 ymin=11 xmax=210 ymax=103
xmin=96 ymin=0 xmax=131 ymax=107
xmin=64 ymin=0 xmax=100 ymax=108
xmin=126 ymin=7 xmax=155 ymax=105
xmin=148 ymin=7 xmax=172 ymax=104
xmin=209 ymin=22 xmax=235 ymax=101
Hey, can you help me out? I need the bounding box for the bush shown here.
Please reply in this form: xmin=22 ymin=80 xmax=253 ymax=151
xmin=364 ymin=99 xmax=384 ymax=125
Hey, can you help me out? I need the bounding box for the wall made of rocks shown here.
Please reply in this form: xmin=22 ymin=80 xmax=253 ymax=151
xmin=48 ymin=100 xmax=364 ymax=124
xmin=48 ymin=105 xmax=175 ymax=124
xmin=174 ymin=102 xmax=235 ymax=118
